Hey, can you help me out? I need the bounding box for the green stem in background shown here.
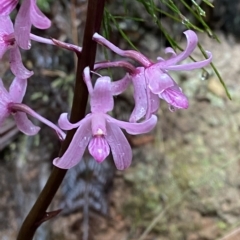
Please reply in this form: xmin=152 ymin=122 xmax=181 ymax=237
xmin=17 ymin=0 xmax=106 ymax=239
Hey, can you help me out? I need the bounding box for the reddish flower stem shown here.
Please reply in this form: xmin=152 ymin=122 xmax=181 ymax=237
xmin=17 ymin=0 xmax=106 ymax=239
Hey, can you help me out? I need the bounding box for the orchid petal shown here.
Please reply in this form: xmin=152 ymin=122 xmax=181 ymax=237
xmin=9 ymin=45 xmax=34 ymax=79
xmin=90 ymin=76 xmax=114 ymax=113
xmin=164 ymin=51 xmax=212 ymax=71
xmin=88 ymin=136 xmax=110 ymax=163
xmin=0 ymin=0 xmax=18 ymax=16
xmin=160 ymin=30 xmax=198 ymax=68
xmin=0 ymin=78 xmax=11 ymax=126
xmin=30 ymin=0 xmax=51 ymax=29
xmin=13 ymin=111 xmax=40 ymax=135
xmin=111 ymin=73 xmax=131 ymax=95
xmin=159 ymin=83 xmax=189 ymax=109
xmin=129 ymin=67 xmax=148 ymax=122
xmin=53 ymin=117 xmax=92 ymax=169
xmin=164 ymin=47 xmax=177 ymax=57
xmin=14 ymin=0 xmax=31 ymax=49
xmin=150 ymin=91 xmax=160 ymax=114
xmin=58 ymin=113 xmax=92 ymax=130
xmin=0 ymin=16 xmax=14 ymax=58
xmin=105 ymin=121 xmax=132 ymax=170
xmin=145 ymin=67 xmax=174 ymax=94
xmin=0 ymin=78 xmax=12 ymax=122
xmin=9 ymin=77 xmax=27 ymax=102
xmin=106 ymin=114 xmax=157 ymax=135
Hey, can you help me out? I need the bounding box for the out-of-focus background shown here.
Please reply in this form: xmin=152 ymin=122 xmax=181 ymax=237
xmin=1 ymin=0 xmax=240 ymax=239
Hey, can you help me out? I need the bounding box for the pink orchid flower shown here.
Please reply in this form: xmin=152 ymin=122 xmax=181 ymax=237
xmin=0 ymin=0 xmax=18 ymax=16
xmin=94 ymin=61 xmax=159 ymax=122
xmin=0 ymin=15 xmax=33 ymax=79
xmin=53 ymin=67 xmax=157 ymax=170
xmin=0 ymin=77 xmax=65 ymax=139
xmin=93 ymin=30 xmax=212 ymax=111
xmin=0 ymin=15 xmax=81 ymax=79
xmin=14 ymin=0 xmax=51 ymax=49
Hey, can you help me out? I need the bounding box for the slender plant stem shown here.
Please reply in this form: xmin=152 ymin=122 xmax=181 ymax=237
xmin=17 ymin=0 xmax=106 ymax=239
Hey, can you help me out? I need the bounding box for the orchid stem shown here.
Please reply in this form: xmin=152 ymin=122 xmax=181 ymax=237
xmin=17 ymin=0 xmax=106 ymax=239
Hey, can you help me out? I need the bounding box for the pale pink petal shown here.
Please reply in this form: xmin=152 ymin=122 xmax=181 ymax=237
xmin=111 ymin=73 xmax=131 ymax=95
xmin=145 ymin=67 xmax=174 ymax=94
xmin=9 ymin=77 xmax=27 ymax=102
xmin=106 ymin=114 xmax=157 ymax=135
xmin=13 ymin=111 xmax=40 ymax=135
xmin=164 ymin=47 xmax=177 ymax=57
xmin=53 ymin=117 xmax=92 ymax=169
xmin=129 ymin=67 xmax=148 ymax=122
xmin=83 ymin=67 xmax=93 ymax=94
xmin=0 ymin=78 xmax=11 ymax=126
xmin=159 ymin=83 xmax=189 ymax=109
xmin=0 ymin=16 xmax=14 ymax=58
xmin=88 ymin=136 xmax=110 ymax=163
xmin=90 ymin=76 xmax=114 ymax=113
xmin=159 ymin=30 xmax=198 ymax=68
xmin=58 ymin=113 xmax=92 ymax=130
xmin=164 ymin=51 xmax=212 ymax=71
xmin=9 ymin=45 xmax=34 ymax=79
xmin=30 ymin=0 xmax=51 ymax=29
xmin=0 ymin=0 xmax=18 ymax=16
xmin=14 ymin=0 xmax=31 ymax=49
xmin=150 ymin=92 xmax=160 ymax=114
xmin=105 ymin=121 xmax=132 ymax=170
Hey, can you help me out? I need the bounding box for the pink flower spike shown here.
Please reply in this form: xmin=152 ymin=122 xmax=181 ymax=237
xmin=0 ymin=0 xmax=18 ymax=16
xmin=15 ymin=0 xmax=51 ymax=49
xmin=93 ymin=30 xmax=212 ymax=112
xmin=54 ymin=67 xmax=158 ymax=170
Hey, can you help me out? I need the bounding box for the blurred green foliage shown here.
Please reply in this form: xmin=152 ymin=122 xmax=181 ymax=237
xmin=37 ymin=0 xmax=53 ymax=12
